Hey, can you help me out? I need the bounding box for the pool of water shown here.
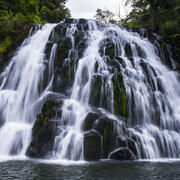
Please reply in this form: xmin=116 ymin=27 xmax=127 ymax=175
xmin=0 ymin=159 xmax=180 ymax=180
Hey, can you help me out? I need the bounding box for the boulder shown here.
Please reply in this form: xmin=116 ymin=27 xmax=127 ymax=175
xmin=94 ymin=116 xmax=117 ymax=158
xmin=124 ymin=43 xmax=133 ymax=58
xmin=83 ymin=130 xmax=102 ymax=161
xmin=116 ymin=136 xmax=137 ymax=156
xmin=89 ymin=75 xmax=102 ymax=107
xmin=26 ymin=100 xmax=62 ymax=158
xmin=82 ymin=111 xmax=100 ymax=131
xmin=26 ymin=115 xmax=59 ymax=158
xmin=109 ymin=147 xmax=135 ymax=160
xmin=112 ymin=74 xmax=127 ymax=118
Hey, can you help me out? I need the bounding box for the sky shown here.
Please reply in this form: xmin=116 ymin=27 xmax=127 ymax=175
xmin=66 ymin=0 xmax=129 ymax=20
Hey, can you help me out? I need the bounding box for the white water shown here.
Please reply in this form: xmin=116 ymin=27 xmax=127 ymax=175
xmin=0 ymin=24 xmax=55 ymax=158
xmin=52 ymin=20 xmax=180 ymax=160
xmin=104 ymin=26 xmax=180 ymax=159
xmin=0 ymin=19 xmax=180 ymax=161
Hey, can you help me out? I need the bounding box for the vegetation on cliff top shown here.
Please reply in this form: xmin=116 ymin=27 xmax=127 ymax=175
xmin=95 ymin=0 xmax=180 ymax=44
xmin=0 ymin=0 xmax=70 ymax=56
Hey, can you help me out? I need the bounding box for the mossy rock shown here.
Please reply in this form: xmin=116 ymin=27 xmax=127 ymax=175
xmin=48 ymin=24 xmax=68 ymax=43
xmin=82 ymin=111 xmax=100 ymax=131
xmin=44 ymin=42 xmax=54 ymax=60
xmin=139 ymin=60 xmax=156 ymax=91
xmin=109 ymin=147 xmax=135 ymax=160
xmin=135 ymin=44 xmax=146 ymax=58
xmin=55 ymin=37 xmax=72 ymax=68
xmin=62 ymin=59 xmax=75 ymax=85
xmin=89 ymin=75 xmax=102 ymax=108
xmin=26 ymin=100 xmax=63 ymax=158
xmin=32 ymin=100 xmax=62 ymax=137
xmin=112 ymin=74 xmax=127 ymax=118
xmin=124 ymin=43 xmax=133 ymax=58
xmin=83 ymin=130 xmax=102 ymax=161
xmin=115 ymin=56 xmax=126 ymax=68
xmin=116 ymin=136 xmax=137 ymax=157
xmin=99 ymin=38 xmax=119 ymax=58
xmin=105 ymin=43 xmax=115 ymax=59
xmin=93 ymin=116 xmax=117 ymax=158
xmin=26 ymin=119 xmax=59 ymax=158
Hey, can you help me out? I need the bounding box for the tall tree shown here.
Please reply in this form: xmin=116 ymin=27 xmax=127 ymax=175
xmin=94 ymin=8 xmax=115 ymax=23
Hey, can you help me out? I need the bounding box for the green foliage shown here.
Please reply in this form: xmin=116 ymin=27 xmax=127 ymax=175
xmin=160 ymin=21 xmax=179 ymax=37
xmin=0 ymin=0 xmax=70 ymax=57
xmin=94 ymin=8 xmax=115 ymax=23
xmin=124 ymin=0 xmax=180 ymax=42
xmin=0 ymin=37 xmax=12 ymax=53
xmin=39 ymin=0 xmax=70 ymax=23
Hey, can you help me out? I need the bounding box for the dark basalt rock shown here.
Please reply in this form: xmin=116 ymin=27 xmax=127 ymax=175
xmin=24 ymin=19 xmax=178 ymax=161
xmin=89 ymin=74 xmax=102 ymax=107
xmin=93 ymin=116 xmax=118 ymax=158
xmin=26 ymin=117 xmax=59 ymax=158
xmin=109 ymin=147 xmax=135 ymax=160
xmin=135 ymin=43 xmax=146 ymax=58
xmin=124 ymin=43 xmax=133 ymax=58
xmin=83 ymin=130 xmax=102 ymax=161
xmin=26 ymin=100 xmax=63 ymax=158
xmin=116 ymin=136 xmax=137 ymax=156
xmin=82 ymin=111 xmax=100 ymax=131
xmin=112 ymin=73 xmax=127 ymax=118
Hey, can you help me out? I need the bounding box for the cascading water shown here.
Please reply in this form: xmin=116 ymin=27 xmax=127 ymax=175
xmin=52 ymin=21 xmax=106 ymax=160
xmin=0 ymin=24 xmax=55 ymax=158
xmin=0 ymin=19 xmax=180 ymax=161
xmin=51 ymin=20 xmax=180 ymax=160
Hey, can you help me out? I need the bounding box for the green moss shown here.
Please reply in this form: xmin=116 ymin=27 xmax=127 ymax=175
xmin=119 ymin=84 xmax=127 ymax=117
xmin=33 ymin=114 xmax=48 ymax=136
xmin=113 ymin=75 xmax=127 ymax=118
xmin=42 ymin=101 xmax=54 ymax=117
xmin=105 ymin=45 xmax=115 ymax=58
xmin=89 ymin=75 xmax=102 ymax=107
xmin=32 ymin=100 xmax=59 ymax=136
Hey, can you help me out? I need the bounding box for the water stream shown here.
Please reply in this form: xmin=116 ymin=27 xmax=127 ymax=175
xmin=0 ymin=19 xmax=180 ymax=161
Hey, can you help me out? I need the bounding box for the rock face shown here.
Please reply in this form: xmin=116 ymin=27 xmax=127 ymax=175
xmin=109 ymin=147 xmax=135 ymax=160
xmin=26 ymin=100 xmax=63 ymax=158
xmin=83 ymin=130 xmax=102 ymax=161
xmin=25 ymin=19 xmax=177 ymax=161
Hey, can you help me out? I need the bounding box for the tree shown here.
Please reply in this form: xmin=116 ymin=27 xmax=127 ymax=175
xmin=0 ymin=0 xmax=71 ymax=55
xmin=39 ymin=0 xmax=70 ymax=23
xmin=94 ymin=8 xmax=115 ymax=23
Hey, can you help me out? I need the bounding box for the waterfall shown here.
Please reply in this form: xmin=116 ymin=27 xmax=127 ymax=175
xmin=0 ymin=24 xmax=55 ymax=158
xmin=0 ymin=19 xmax=180 ymax=161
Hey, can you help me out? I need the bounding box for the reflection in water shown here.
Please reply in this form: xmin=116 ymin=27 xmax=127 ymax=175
xmin=0 ymin=160 xmax=180 ymax=180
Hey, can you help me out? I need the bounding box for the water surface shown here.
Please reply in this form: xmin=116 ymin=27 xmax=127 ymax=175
xmin=1 ymin=160 xmax=180 ymax=180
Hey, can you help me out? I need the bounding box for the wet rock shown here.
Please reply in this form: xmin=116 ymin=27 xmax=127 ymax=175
xmin=116 ymin=136 xmax=137 ymax=156
xmin=26 ymin=100 xmax=62 ymax=158
xmin=94 ymin=116 xmax=118 ymax=158
xmin=83 ymin=130 xmax=102 ymax=161
xmin=55 ymin=37 xmax=72 ymax=67
xmin=112 ymin=74 xmax=127 ymax=118
xmin=89 ymin=75 xmax=102 ymax=107
xmin=115 ymin=56 xmax=126 ymax=68
xmin=109 ymin=147 xmax=135 ymax=160
xmin=44 ymin=42 xmax=54 ymax=60
xmin=64 ymin=18 xmax=75 ymax=24
xmin=105 ymin=42 xmax=115 ymax=59
xmin=124 ymin=43 xmax=133 ymax=58
xmin=135 ymin=44 xmax=146 ymax=58
xmin=26 ymin=117 xmax=59 ymax=158
xmin=82 ymin=111 xmax=100 ymax=131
